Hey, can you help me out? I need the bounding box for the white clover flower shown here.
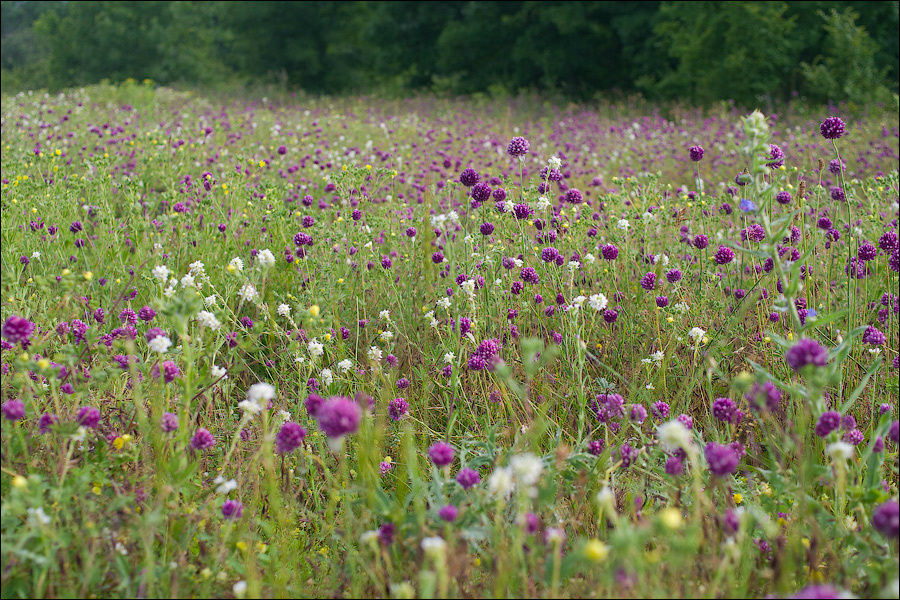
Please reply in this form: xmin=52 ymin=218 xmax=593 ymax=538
xmin=212 ymin=365 xmax=227 ymax=379
xmin=379 ymin=309 xmax=391 ymax=320
xmin=437 ymin=297 xmax=451 ymax=310
xmin=368 ymin=346 xmax=383 ymax=362
xmin=163 ymin=286 xmax=176 ymax=298
xmin=673 ymin=302 xmax=690 ymax=314
xmin=360 ymin=530 xmax=379 ymax=546
xmin=827 ymin=441 xmax=854 ymax=462
xmin=320 ymin=368 xmax=333 ymax=386
xmin=650 ymin=351 xmax=664 ymax=363
xmin=567 ymin=260 xmax=580 ymax=272
xmin=510 ymin=453 xmax=543 ymax=486
xmin=188 ymin=260 xmax=204 ymax=275
xmin=503 ymin=200 xmax=515 ymax=213
xmin=657 ymin=420 xmax=691 ymax=452
xmin=31 ymin=251 xmax=41 ymax=259
xmin=421 ymin=536 xmax=447 ymax=558
xmin=278 ymin=409 xmax=291 ymax=421
xmin=233 ymin=581 xmax=247 ymax=598
xmin=687 ymin=327 xmax=706 ymax=341
xmin=642 ymin=211 xmax=656 ymax=222
xmin=548 ymin=156 xmax=562 ymax=170
xmin=545 ymin=528 xmax=566 ymax=543
xmin=214 ymin=476 xmax=237 ymax=494
xmin=149 ymin=335 xmax=172 ymax=354
xmin=379 ymin=330 xmax=394 ymax=343
xmin=152 ymin=265 xmax=170 ymax=281
xmin=616 ymin=219 xmax=630 ymax=231
xmin=487 ymin=467 xmax=514 ymax=498
xmin=645 ymin=383 xmax=655 ymax=390
xmin=596 ymin=486 xmax=615 ymax=511
xmin=571 ymin=295 xmax=587 ymax=311
xmin=238 ymin=400 xmax=262 ymax=415
xmin=583 ymin=253 xmax=596 ymax=264
xmin=196 ymin=310 xmax=221 ymax=330
xmin=228 ymin=257 xmax=244 ymax=272
xmin=308 ymin=340 xmax=324 ymax=358
xmin=536 ymin=196 xmax=551 ymax=210
xmin=204 ymin=295 xmax=218 ymax=307
xmin=238 ymin=283 xmax=258 ymax=302
xmin=589 ymin=293 xmax=608 ymax=312
xmin=247 ymin=382 xmax=276 ymax=406
xmin=257 ymin=249 xmax=275 ymax=268
xmin=337 ymin=359 xmax=353 ymax=373
xmin=443 ymin=352 xmax=455 ymax=363
xmin=180 ymin=273 xmax=196 ymax=289
xmin=27 ymin=507 xmax=51 ymax=526
xmin=461 ymin=279 xmax=476 ymax=296
xmin=513 ymin=257 xmax=524 ymax=268
xmin=277 ymin=303 xmax=291 ymax=317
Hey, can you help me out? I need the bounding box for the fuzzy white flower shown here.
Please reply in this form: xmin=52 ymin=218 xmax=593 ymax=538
xmin=27 ymin=507 xmax=51 ymax=526
xmin=443 ymin=352 xmax=455 ymax=363
xmin=673 ymin=302 xmax=690 ymax=314
xmin=228 ymin=257 xmax=244 ymax=272
xmin=503 ymin=200 xmax=515 ymax=213
xmin=204 ymin=295 xmax=218 ymax=307
xmin=360 ymin=530 xmax=380 ymax=546
xmin=238 ymin=399 xmax=261 ymax=415
xmin=437 ymin=297 xmax=451 ymax=310
xmin=277 ymin=303 xmax=291 ymax=317
xmin=257 ymin=249 xmax=275 ymax=268
xmin=152 ymin=265 xmax=170 ymax=281
xmin=657 ymin=420 xmax=691 ymax=452
xmin=337 ymin=359 xmax=353 ymax=373
xmin=247 ymin=382 xmax=276 ymax=406
xmin=308 ymin=340 xmax=324 ymax=358
xmin=163 ymin=286 xmax=176 ymax=298
xmin=536 ymin=196 xmax=551 ymax=210
xmin=589 ymin=293 xmax=608 ymax=312
xmin=583 ymin=253 xmax=596 ymax=264
xmin=180 ymin=273 xmax=196 ymax=289
xmin=189 ymin=260 xmax=205 ymax=275
xmin=567 ymin=260 xmax=580 ymax=272
xmin=687 ymin=327 xmax=706 ymax=341
xmin=571 ymin=295 xmax=587 ymax=311
xmin=379 ymin=309 xmax=391 ymax=321
xmin=510 ymin=453 xmax=543 ymax=487
xmin=548 ymin=156 xmax=562 ymax=170
xmin=368 ymin=346 xmax=383 ymax=362
xmin=320 ymin=368 xmax=333 ymax=386
xmin=233 ymin=581 xmax=247 ymax=598
xmin=214 ymin=476 xmax=237 ymax=494
xmin=212 ymin=365 xmax=227 ymax=379
xmin=616 ymin=219 xmax=630 ymax=231
xmin=487 ymin=467 xmax=514 ymax=498
xmin=461 ymin=279 xmax=476 ymax=296
xmin=379 ymin=330 xmax=394 ymax=343
xmin=149 ymin=335 xmax=172 ymax=354
xmin=31 ymin=251 xmax=41 ymax=259
xmin=238 ymin=283 xmax=258 ymax=302
xmin=421 ymin=536 xmax=447 ymax=558
xmin=827 ymin=441 xmax=854 ymax=462
xmin=196 ymin=310 xmax=221 ymax=330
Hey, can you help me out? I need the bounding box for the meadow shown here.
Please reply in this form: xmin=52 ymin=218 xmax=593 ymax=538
xmin=1 ymin=81 xmax=898 ymax=598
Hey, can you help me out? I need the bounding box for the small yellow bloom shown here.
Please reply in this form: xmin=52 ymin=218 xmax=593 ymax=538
xmin=200 ymin=568 xmax=212 ymax=579
xmin=92 ymin=485 xmax=102 ymax=495
xmin=337 ymin=278 xmax=344 ymax=284
xmin=37 ymin=359 xmax=50 ymax=370
xmin=660 ymin=507 xmax=683 ymax=530
xmin=733 ymin=493 xmax=743 ymax=504
xmin=61 ymin=268 xmax=71 ymax=276
xmin=309 ymin=305 xmax=320 ymax=318
xmin=12 ymin=475 xmax=28 ymax=489
xmin=83 ymin=271 xmax=93 ymax=281
xmin=584 ymin=539 xmax=609 ymax=562
xmin=236 ymin=541 xmax=248 ymax=552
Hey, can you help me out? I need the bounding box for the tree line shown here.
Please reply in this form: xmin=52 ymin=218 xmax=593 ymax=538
xmin=2 ymin=1 xmax=897 ymax=105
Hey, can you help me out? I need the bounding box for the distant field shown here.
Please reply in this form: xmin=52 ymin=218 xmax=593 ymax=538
xmin=1 ymin=82 xmax=898 ymax=598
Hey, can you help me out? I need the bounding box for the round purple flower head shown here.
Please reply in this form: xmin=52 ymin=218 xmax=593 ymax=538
xmin=316 ymin=396 xmax=362 ymax=439
xmin=640 ymin=272 xmax=657 ymax=291
xmin=2 ymin=399 xmax=25 ymax=421
xmin=820 ymin=116 xmax=845 ymax=139
xmin=776 ymin=191 xmax=792 ymax=205
xmin=459 ymin=168 xmax=479 ymax=187
xmin=765 ymin=144 xmax=785 ymax=168
xmin=688 ymin=145 xmax=704 ymax=162
xmin=506 ymin=136 xmax=530 ymax=157
xmin=222 ymin=500 xmax=243 ymax=520
xmin=38 ymin=412 xmax=58 ymax=434
xmin=160 ymin=412 xmax=179 ymax=432
xmin=872 ymin=500 xmax=899 ymax=538
xmin=428 ymin=441 xmax=455 ymax=467
xmin=2 ymin=315 xmax=35 ymax=346
xmin=438 ymin=505 xmax=459 ymax=522
xmin=564 ymin=188 xmax=583 ymax=204
xmin=785 ymin=338 xmax=829 ymax=371
xmin=692 ymin=234 xmax=709 ymax=250
xmin=746 ymin=380 xmax=781 ymax=412
xmin=276 ymin=422 xmax=307 ymax=454
xmin=471 ymin=182 xmax=492 ymax=203
xmin=815 ymin=411 xmax=841 ymax=438
xmin=602 ymin=244 xmax=618 ymax=260
xmin=190 ymin=428 xmax=216 ymax=451
xmin=304 ymin=393 xmax=325 ymax=417
xmin=388 ymin=397 xmax=409 ymax=421
xmin=862 ymin=326 xmax=885 ymax=345
xmin=713 ymin=245 xmax=735 ymax=265
xmin=456 ymin=467 xmax=481 ymax=489
xmin=704 ymin=442 xmax=739 ymax=477
xmin=77 ymin=406 xmax=101 ymax=429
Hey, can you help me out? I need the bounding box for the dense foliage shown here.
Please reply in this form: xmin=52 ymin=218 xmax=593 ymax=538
xmin=2 ymin=1 xmax=898 ymax=105
xmin=0 ymin=82 xmax=898 ymax=597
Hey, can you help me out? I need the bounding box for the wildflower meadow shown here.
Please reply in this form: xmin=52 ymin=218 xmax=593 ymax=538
xmin=1 ymin=82 xmax=898 ymax=598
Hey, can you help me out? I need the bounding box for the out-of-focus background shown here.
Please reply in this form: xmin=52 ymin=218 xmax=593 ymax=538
xmin=2 ymin=1 xmax=898 ymax=106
